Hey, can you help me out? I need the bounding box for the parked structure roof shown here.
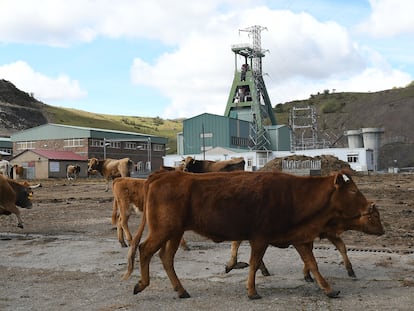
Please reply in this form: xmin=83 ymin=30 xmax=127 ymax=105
xmin=19 ymin=149 xmax=88 ymax=161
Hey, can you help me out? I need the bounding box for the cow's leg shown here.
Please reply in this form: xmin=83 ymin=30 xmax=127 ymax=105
xmin=225 ymin=241 xmax=269 ymax=276
xmin=116 ymin=215 xmax=128 ymax=248
xmin=111 ymin=198 xmax=118 ymax=226
xmin=121 ymin=213 xmax=133 ymax=246
xmin=5 ymin=205 xmax=24 ymax=228
xmin=226 ymin=240 xmax=241 ymax=273
xmin=133 ymin=234 xmax=169 ymax=295
xmin=159 ymin=233 xmax=190 ymax=298
xmin=326 ymin=233 xmax=356 ymax=278
xmin=179 ymin=237 xmax=190 ymax=251
xmin=294 ymin=243 xmax=340 ymax=298
xmin=301 ymin=241 xmax=315 ymax=282
xmin=246 ymin=240 xmax=268 ymax=299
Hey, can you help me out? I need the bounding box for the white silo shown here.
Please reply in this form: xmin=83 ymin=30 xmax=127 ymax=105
xmin=345 ymin=129 xmax=363 ymax=148
xmin=361 ymin=127 xmax=384 ymax=171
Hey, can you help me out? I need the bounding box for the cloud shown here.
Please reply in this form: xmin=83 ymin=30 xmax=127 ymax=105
xmin=0 ymin=0 xmax=246 ymax=46
xmin=0 ymin=61 xmax=87 ymax=102
xmin=1 ymin=1 xmax=412 ymax=119
xmin=357 ymin=0 xmax=414 ymax=37
xmin=131 ymin=6 xmax=409 ymax=118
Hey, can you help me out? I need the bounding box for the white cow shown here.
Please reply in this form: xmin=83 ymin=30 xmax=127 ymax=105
xmin=0 ymin=160 xmax=11 ymax=178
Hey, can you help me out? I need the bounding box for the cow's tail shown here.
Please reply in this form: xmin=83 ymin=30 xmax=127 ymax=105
xmin=122 ymin=194 xmax=147 ymax=280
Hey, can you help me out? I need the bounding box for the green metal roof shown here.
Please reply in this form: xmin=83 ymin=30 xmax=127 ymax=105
xmin=10 ymin=123 xmax=167 ymax=144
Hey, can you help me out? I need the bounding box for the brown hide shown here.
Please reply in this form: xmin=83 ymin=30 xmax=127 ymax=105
xmin=112 ymin=177 xmax=188 ymax=249
xmin=112 ymin=177 xmax=146 ymax=247
xmin=0 ymin=175 xmax=34 ymax=228
xmin=88 ymin=157 xmax=133 ymax=191
xmin=183 ymin=156 xmax=245 ymax=173
xmin=125 ymin=170 xmax=383 ymax=299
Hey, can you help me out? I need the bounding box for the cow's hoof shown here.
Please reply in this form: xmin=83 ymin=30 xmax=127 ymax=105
xmin=248 ymin=293 xmax=262 ymax=300
xmin=17 ymin=224 xmax=24 ymax=229
xmin=179 ymin=290 xmax=191 ymax=298
xmin=260 ymin=268 xmax=270 ymax=277
xmin=133 ymin=282 xmax=145 ymax=295
xmin=304 ymin=274 xmax=314 ymax=282
xmin=348 ymin=270 xmax=356 ymax=278
xmin=225 ymin=265 xmax=233 ymax=273
xmin=233 ymin=262 xmax=249 ymax=269
xmin=326 ymin=290 xmax=340 ymax=298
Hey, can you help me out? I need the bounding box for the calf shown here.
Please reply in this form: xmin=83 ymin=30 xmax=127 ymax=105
xmin=0 ymin=175 xmax=34 ymax=228
xmin=112 ymin=177 xmax=188 ymax=250
xmin=124 ymin=170 xmax=383 ymax=299
xmin=66 ymin=164 xmax=81 ymax=180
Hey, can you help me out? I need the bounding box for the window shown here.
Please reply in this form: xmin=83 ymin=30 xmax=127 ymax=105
xmin=49 ymin=161 xmax=60 ymax=172
xmin=125 ymin=142 xmax=136 ymax=149
xmin=231 ymin=136 xmax=249 ymax=148
xmin=64 ymin=138 xmax=83 ymax=148
xmin=347 ymin=154 xmax=359 ymax=163
xmin=109 ymin=141 xmax=121 ymax=149
xmin=90 ymin=139 xmax=102 ymax=147
xmin=17 ymin=141 xmax=35 ymax=150
xmin=153 ymin=144 xmax=163 ymax=151
xmin=0 ymin=147 xmax=12 ymax=155
xmin=137 ymin=143 xmax=148 ymax=150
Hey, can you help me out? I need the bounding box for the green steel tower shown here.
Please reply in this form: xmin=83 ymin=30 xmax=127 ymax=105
xmin=224 ymin=25 xmax=277 ymax=151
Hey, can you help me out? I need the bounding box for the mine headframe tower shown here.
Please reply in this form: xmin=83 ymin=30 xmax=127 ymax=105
xmin=224 ymin=25 xmax=276 ymax=151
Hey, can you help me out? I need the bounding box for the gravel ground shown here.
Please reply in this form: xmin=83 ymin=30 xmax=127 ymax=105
xmin=1 ymin=173 xmax=413 ymax=310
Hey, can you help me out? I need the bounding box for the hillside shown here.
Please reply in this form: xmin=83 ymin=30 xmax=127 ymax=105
xmin=0 ymin=79 xmax=182 ymax=154
xmin=0 ymin=79 xmax=413 ymax=167
xmin=274 ymin=84 xmax=414 ymax=168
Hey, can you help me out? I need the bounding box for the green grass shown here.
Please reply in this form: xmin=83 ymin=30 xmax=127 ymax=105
xmin=44 ymin=106 xmax=183 ymax=154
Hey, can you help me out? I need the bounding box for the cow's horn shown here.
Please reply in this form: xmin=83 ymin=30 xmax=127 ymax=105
xmin=29 ymin=183 xmax=42 ymax=189
xmin=342 ymin=174 xmax=350 ymax=183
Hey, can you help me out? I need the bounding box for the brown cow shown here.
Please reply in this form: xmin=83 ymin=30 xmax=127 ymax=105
xmin=112 ymin=177 xmax=188 ymax=250
xmin=66 ymin=164 xmax=81 ymax=181
xmin=88 ymin=157 xmax=133 ymax=191
xmin=123 ymin=170 xmax=383 ymax=299
xmin=182 ymin=156 xmax=245 ymax=173
xmin=0 ymin=175 xmax=34 ymax=228
xmin=183 ymin=158 xmax=357 ymax=278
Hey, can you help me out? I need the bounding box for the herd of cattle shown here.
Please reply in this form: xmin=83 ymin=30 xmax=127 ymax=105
xmin=0 ymin=155 xmax=385 ymax=300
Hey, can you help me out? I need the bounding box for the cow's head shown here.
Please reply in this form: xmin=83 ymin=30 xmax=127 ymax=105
xmin=88 ymin=158 xmax=99 ymax=173
xmin=182 ymin=156 xmax=195 ymax=172
xmin=15 ymin=182 xmax=33 ymax=210
xmin=328 ymin=171 xmax=384 ymax=236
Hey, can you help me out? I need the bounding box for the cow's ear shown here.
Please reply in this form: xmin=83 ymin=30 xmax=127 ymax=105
xmin=334 ymin=173 xmax=349 ymax=188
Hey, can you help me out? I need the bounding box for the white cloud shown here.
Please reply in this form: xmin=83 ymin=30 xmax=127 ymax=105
xmin=0 ymin=0 xmax=248 ymax=46
xmin=131 ymin=6 xmax=409 ymax=118
xmin=0 ymin=61 xmax=87 ymax=102
xmin=1 ymin=1 xmax=412 ymax=119
xmin=357 ymin=0 xmax=414 ymax=37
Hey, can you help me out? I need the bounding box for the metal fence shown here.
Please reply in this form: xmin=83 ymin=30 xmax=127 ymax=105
xmin=282 ymin=160 xmax=321 ymax=176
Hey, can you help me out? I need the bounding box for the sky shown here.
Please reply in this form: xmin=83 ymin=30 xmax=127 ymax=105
xmin=1 ymin=0 xmax=413 ymax=119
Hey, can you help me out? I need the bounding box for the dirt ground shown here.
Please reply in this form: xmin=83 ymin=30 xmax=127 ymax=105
xmin=1 ymin=173 xmax=414 ymax=310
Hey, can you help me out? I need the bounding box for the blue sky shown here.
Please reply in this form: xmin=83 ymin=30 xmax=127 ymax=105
xmin=1 ymin=0 xmax=413 ymax=119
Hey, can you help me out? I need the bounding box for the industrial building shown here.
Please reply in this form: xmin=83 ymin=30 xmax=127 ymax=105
xmin=9 ymin=123 xmax=167 ymax=179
